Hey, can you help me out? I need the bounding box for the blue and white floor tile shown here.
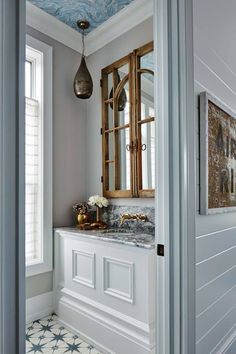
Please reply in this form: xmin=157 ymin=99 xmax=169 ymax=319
xmin=26 ymin=314 xmax=103 ymax=354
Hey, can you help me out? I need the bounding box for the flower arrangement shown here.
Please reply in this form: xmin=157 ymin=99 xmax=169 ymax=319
xmin=88 ymin=195 xmax=109 ymax=208
xmin=73 ymin=202 xmax=90 ymax=228
xmin=72 ymin=197 xmax=108 ymax=230
xmin=72 ymin=202 xmax=89 ymax=215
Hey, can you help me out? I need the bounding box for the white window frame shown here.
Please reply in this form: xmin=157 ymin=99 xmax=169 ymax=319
xmin=26 ymin=34 xmax=53 ymax=277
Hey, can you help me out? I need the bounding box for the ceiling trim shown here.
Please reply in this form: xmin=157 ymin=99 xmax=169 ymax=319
xmin=85 ymin=0 xmax=153 ymax=55
xmin=26 ymin=0 xmax=153 ymax=56
xmin=26 ymin=2 xmax=83 ymax=53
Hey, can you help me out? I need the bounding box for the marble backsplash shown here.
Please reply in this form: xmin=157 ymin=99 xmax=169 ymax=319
xmin=101 ymin=204 xmax=155 ymax=235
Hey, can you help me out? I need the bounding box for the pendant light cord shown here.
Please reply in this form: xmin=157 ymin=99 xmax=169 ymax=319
xmin=82 ymin=29 xmax=85 ymax=57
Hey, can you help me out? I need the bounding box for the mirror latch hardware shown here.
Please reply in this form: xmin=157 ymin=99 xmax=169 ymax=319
xmin=126 ymin=140 xmax=138 ymax=152
xmin=141 ymin=143 xmax=147 ymax=151
xmin=157 ymin=244 xmax=165 ymax=256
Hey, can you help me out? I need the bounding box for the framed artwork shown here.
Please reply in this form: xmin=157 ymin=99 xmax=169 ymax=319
xmin=200 ymin=91 xmax=236 ymax=214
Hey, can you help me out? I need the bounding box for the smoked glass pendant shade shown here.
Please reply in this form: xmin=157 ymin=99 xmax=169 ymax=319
xmin=73 ymin=20 xmax=93 ymax=99
xmin=74 ymin=56 xmax=93 ymax=99
xmin=109 ymin=71 xmax=127 ymax=111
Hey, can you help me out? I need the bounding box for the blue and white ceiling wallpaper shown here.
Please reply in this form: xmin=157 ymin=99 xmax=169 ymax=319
xmin=28 ymin=0 xmax=135 ymax=33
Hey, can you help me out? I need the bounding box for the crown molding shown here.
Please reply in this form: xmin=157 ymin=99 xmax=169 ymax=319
xmin=26 ymin=0 xmax=153 ymax=56
xmin=26 ymin=2 xmax=82 ymax=53
xmin=85 ymin=0 xmax=153 ymax=55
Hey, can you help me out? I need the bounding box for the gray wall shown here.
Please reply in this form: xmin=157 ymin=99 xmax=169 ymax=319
xmin=26 ymin=26 xmax=87 ymax=299
xmin=27 ymin=26 xmax=87 ymax=228
xmin=194 ymin=1 xmax=236 ymax=351
xmin=86 ymin=18 xmax=154 ymax=205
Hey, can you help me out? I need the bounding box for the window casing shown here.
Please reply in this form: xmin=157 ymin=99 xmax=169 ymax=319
xmin=25 ymin=35 xmax=53 ymax=276
xmin=101 ymin=41 xmax=155 ymax=198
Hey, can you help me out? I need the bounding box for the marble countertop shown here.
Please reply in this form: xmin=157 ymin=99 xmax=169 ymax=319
xmin=55 ymin=227 xmax=155 ymax=250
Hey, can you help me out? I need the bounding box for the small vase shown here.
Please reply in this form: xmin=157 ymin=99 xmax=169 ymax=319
xmin=90 ymin=206 xmax=107 ymax=229
xmin=96 ymin=206 xmax=101 ymax=223
xmin=77 ymin=213 xmax=89 ymax=226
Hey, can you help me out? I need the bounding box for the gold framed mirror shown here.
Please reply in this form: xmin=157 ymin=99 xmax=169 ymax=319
xmin=101 ymin=41 xmax=154 ymax=198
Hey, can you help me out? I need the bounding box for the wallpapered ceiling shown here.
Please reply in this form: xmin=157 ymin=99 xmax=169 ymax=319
xmin=27 ymin=0 xmax=135 ymax=33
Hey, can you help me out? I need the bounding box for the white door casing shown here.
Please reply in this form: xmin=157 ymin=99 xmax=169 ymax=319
xmin=155 ymin=0 xmax=196 ymax=353
xmin=0 ymin=0 xmax=25 ymax=353
xmin=0 ymin=0 xmax=196 ymax=353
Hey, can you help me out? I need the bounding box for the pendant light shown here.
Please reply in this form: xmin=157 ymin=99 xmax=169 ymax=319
xmin=74 ymin=20 xmax=93 ymax=99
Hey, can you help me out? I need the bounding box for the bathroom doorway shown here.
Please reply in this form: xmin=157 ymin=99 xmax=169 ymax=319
xmin=26 ymin=4 xmax=156 ymax=352
xmin=0 ymin=0 xmax=196 ymax=353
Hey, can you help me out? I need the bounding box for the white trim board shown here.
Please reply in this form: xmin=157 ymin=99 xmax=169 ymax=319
xmin=26 ymin=2 xmax=83 ymax=54
xmin=0 ymin=0 xmax=26 ymax=352
xmin=26 ymin=291 xmax=54 ymax=324
xmin=56 ymin=289 xmax=155 ymax=354
xmin=155 ymin=0 xmax=196 ymax=352
xmin=26 ymin=0 xmax=153 ymax=56
xmin=85 ymin=0 xmax=153 ymax=56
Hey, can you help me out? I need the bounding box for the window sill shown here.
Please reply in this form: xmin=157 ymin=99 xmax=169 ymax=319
xmin=26 ymin=261 xmax=53 ymax=277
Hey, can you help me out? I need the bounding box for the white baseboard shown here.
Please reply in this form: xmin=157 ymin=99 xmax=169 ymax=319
xmin=26 ymin=291 xmax=54 ymax=324
xmin=56 ymin=288 xmax=155 ymax=354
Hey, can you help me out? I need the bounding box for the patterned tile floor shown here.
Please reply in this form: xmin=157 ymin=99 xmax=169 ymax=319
xmin=26 ymin=314 xmax=103 ymax=354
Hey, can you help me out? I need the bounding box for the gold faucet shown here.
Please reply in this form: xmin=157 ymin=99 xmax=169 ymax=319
xmin=120 ymin=213 xmax=149 ymax=226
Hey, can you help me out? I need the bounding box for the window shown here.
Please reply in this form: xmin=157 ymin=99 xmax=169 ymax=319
xmin=101 ymin=42 xmax=155 ymax=198
xmin=25 ymin=35 xmax=53 ymax=276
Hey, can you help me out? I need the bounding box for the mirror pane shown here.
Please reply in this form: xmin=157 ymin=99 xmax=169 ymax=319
xmin=140 ymin=51 xmax=154 ymax=71
xmin=118 ymin=63 xmax=129 ymax=80
xmin=107 ymin=104 xmax=113 ymax=130
xmin=107 ymin=72 xmax=113 ymax=100
xmin=140 ymin=72 xmax=154 ymax=120
xmin=107 ymin=132 xmax=114 ymax=161
xmin=117 ymin=80 xmax=130 ymax=127
xmin=141 ymin=121 xmax=155 ymax=190
xmin=108 ymin=163 xmax=115 ymax=191
xmin=109 ymin=66 xmax=128 ymax=113
xmin=117 ymin=128 xmax=130 ymax=190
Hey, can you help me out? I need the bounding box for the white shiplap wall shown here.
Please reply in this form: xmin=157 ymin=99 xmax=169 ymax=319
xmin=195 ymin=45 xmax=236 ymax=354
xmin=194 ymin=1 xmax=236 ymax=351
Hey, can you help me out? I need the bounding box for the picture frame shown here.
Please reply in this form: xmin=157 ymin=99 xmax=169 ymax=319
xmin=200 ymin=91 xmax=236 ymax=215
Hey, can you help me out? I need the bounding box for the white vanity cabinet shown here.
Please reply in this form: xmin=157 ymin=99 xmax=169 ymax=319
xmin=54 ymin=228 xmax=155 ymax=354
